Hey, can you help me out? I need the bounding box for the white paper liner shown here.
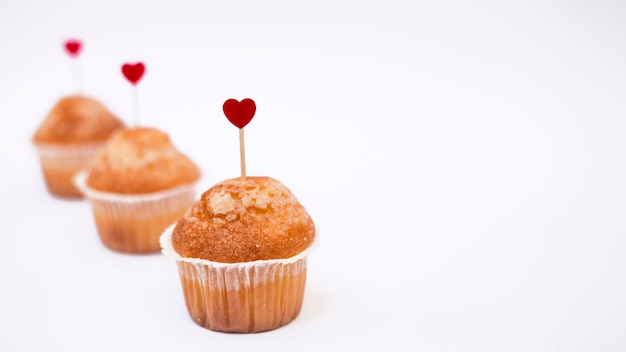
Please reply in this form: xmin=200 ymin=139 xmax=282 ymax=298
xmin=74 ymin=170 xmax=197 ymax=203
xmin=160 ymin=223 xmax=318 ymax=268
xmin=74 ymin=170 xmax=199 ymax=253
xmin=160 ymin=222 xmax=317 ymax=332
xmin=34 ymin=141 xmax=106 ymax=158
xmin=34 ymin=142 xmax=107 ymax=197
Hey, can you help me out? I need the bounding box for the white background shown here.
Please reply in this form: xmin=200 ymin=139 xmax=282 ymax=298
xmin=1 ymin=0 xmax=626 ymax=351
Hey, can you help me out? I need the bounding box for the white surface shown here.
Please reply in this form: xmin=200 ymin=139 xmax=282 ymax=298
xmin=1 ymin=0 xmax=626 ymax=351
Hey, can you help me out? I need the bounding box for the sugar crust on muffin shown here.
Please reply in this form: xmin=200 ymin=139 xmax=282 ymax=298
xmin=86 ymin=127 xmax=200 ymax=194
xmin=33 ymin=96 xmax=125 ymax=145
xmin=172 ymin=176 xmax=315 ymax=263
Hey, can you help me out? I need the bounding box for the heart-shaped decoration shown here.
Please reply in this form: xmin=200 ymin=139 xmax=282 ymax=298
xmin=64 ymin=39 xmax=82 ymax=57
xmin=122 ymin=62 xmax=145 ymax=85
xmin=223 ymin=98 xmax=256 ymax=129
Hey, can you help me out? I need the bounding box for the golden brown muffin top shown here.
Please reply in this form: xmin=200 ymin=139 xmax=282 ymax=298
xmin=33 ymin=95 xmax=125 ymax=144
xmin=86 ymin=127 xmax=201 ymax=194
xmin=172 ymin=176 xmax=315 ymax=263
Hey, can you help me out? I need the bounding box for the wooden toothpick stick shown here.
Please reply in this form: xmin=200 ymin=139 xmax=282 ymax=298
xmin=121 ymin=62 xmax=146 ymax=127
xmin=64 ymin=39 xmax=83 ymax=94
xmin=223 ymin=98 xmax=256 ymax=181
xmin=132 ymin=85 xmax=140 ymax=127
xmin=239 ymin=128 xmax=247 ymax=180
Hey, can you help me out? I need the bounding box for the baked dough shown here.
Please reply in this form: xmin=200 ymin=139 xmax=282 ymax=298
xmin=172 ymin=176 xmax=315 ymax=263
xmin=86 ymin=127 xmax=200 ymax=194
xmin=33 ymin=96 xmax=124 ymax=144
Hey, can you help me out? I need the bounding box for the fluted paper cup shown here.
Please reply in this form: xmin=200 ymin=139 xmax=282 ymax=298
xmin=160 ymin=224 xmax=316 ymax=333
xmin=75 ymin=171 xmax=197 ymax=253
xmin=34 ymin=142 xmax=105 ymax=199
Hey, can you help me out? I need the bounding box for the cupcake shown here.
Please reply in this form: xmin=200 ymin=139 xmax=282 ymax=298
xmin=75 ymin=127 xmax=201 ymax=253
xmin=32 ymin=95 xmax=125 ymax=198
xmin=160 ymin=176 xmax=316 ymax=333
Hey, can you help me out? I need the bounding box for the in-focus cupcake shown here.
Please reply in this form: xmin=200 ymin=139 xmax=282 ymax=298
xmin=75 ymin=127 xmax=201 ymax=253
xmin=32 ymin=95 xmax=125 ymax=198
xmin=160 ymin=176 xmax=316 ymax=333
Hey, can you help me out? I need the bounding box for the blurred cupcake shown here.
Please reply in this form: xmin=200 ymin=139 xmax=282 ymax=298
xmin=75 ymin=127 xmax=201 ymax=253
xmin=32 ymin=95 xmax=125 ymax=198
xmin=160 ymin=176 xmax=316 ymax=333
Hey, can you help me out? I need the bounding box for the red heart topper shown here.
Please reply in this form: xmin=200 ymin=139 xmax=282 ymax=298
xmin=223 ymin=98 xmax=256 ymax=129
xmin=64 ymin=39 xmax=82 ymax=57
xmin=121 ymin=62 xmax=145 ymax=85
